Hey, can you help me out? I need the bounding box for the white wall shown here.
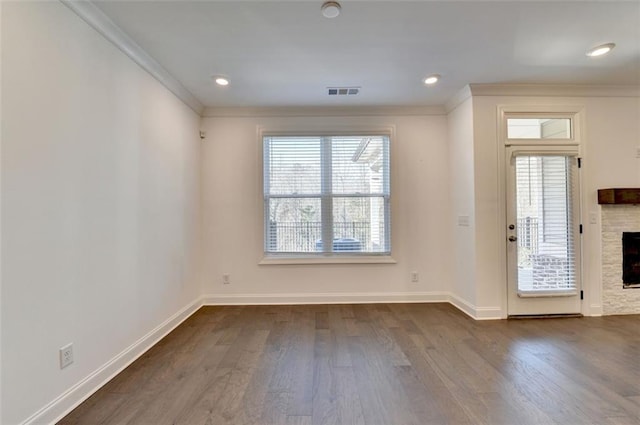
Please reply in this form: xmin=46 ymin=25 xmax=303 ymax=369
xmin=1 ymin=2 xmax=202 ymax=424
xmin=446 ymin=97 xmax=478 ymax=313
xmin=470 ymin=95 xmax=640 ymax=316
xmin=200 ymin=114 xmax=453 ymax=302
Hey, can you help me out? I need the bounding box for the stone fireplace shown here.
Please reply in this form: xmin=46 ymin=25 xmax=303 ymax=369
xmin=599 ymin=189 xmax=640 ymax=314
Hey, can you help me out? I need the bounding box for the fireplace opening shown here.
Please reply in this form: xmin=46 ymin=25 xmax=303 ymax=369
xmin=622 ymin=232 xmax=640 ymax=288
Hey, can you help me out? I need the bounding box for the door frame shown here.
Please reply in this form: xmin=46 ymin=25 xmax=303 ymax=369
xmin=496 ymin=105 xmax=585 ymax=317
xmin=505 ymin=147 xmax=582 ymax=315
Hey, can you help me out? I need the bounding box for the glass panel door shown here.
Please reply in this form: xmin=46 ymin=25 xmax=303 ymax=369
xmin=515 ymin=155 xmax=577 ymax=295
xmin=506 ymin=149 xmax=581 ymax=315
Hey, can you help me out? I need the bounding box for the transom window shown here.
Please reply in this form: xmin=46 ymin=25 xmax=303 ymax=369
xmin=507 ymin=118 xmax=572 ymax=139
xmin=263 ymin=134 xmax=390 ymax=256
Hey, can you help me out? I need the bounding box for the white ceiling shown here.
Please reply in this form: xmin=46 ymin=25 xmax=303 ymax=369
xmin=93 ymin=0 xmax=640 ymax=108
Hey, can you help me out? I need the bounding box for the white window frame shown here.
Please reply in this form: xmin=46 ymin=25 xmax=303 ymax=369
xmin=259 ymin=128 xmax=396 ymax=265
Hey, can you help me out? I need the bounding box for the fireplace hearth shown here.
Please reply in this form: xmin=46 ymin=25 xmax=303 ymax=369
xmin=623 ymin=232 xmax=640 ymax=288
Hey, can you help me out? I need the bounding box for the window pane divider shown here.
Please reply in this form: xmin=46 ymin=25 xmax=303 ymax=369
xmin=320 ymin=136 xmax=333 ymax=253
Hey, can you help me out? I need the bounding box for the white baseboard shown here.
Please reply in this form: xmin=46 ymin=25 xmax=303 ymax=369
xmin=447 ymin=293 xmax=503 ymax=320
xmin=474 ymin=306 xmax=504 ymax=320
xmin=23 ymin=297 xmax=203 ymax=425
xmin=202 ymin=292 xmax=505 ymax=320
xmin=202 ymin=291 xmax=451 ymax=305
xmin=24 ymin=291 xmax=503 ymax=424
xmin=589 ymin=304 xmax=603 ymax=317
xmin=446 ymin=293 xmax=476 ymax=319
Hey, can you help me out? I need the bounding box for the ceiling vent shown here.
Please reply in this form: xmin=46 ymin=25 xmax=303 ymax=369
xmin=328 ymin=87 xmax=360 ymax=96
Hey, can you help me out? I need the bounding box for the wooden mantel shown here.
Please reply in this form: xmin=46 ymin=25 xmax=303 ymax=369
xmin=598 ymin=188 xmax=640 ymax=205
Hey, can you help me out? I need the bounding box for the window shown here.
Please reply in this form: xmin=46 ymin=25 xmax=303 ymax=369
xmin=506 ymin=118 xmax=572 ymax=139
xmin=263 ymin=134 xmax=390 ymax=256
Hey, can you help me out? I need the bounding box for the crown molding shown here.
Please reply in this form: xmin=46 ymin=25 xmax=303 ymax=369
xmin=469 ymin=83 xmax=640 ymax=98
xmin=202 ymin=105 xmax=446 ymax=118
xmin=444 ymin=85 xmax=473 ymax=113
xmin=60 ymin=0 xmax=204 ymax=115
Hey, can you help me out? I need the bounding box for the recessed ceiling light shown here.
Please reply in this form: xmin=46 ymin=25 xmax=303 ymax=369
xmin=321 ymin=1 xmax=341 ymax=18
xmin=423 ymin=74 xmax=440 ymax=85
xmin=586 ymin=43 xmax=615 ymax=57
xmin=214 ymin=76 xmax=229 ymax=86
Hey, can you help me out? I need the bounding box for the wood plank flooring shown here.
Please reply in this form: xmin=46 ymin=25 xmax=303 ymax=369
xmin=59 ymin=303 xmax=640 ymax=425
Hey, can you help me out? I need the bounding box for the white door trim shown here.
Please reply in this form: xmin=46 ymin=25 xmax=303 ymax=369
xmin=505 ymin=148 xmax=582 ymax=315
xmin=496 ymin=105 xmax=586 ymax=317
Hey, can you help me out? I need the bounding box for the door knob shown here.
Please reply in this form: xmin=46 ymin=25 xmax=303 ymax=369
xmin=508 ymin=235 xmax=517 ymax=242
xmin=508 ymin=224 xmax=515 ymax=230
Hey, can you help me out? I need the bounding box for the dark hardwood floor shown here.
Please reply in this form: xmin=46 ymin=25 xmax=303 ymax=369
xmin=60 ymin=303 xmax=640 ymax=425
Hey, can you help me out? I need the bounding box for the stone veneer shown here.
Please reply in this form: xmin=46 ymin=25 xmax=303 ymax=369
xmin=602 ymin=205 xmax=640 ymax=314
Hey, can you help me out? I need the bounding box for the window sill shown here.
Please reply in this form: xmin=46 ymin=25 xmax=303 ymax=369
xmin=259 ymin=255 xmax=397 ymax=265
xmin=517 ymin=290 xmax=578 ymax=298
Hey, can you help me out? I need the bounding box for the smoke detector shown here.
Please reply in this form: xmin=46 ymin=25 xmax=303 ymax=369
xmin=327 ymin=87 xmax=360 ymax=96
xmin=321 ymin=1 xmax=341 ymax=18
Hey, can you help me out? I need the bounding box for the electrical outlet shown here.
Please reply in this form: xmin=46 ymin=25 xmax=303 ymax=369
xmin=60 ymin=343 xmax=74 ymax=369
xmin=222 ymin=274 xmax=230 ymax=285
xmin=411 ymin=271 xmax=419 ymax=282
xmin=589 ymin=211 xmax=598 ymax=225
xmin=636 ymin=146 xmax=640 ymax=158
